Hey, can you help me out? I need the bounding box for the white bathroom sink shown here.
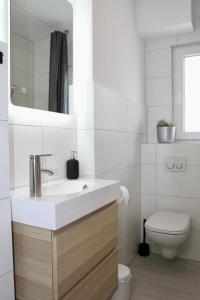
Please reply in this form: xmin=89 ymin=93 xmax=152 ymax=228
xmin=11 ymin=178 xmax=120 ymax=230
xmin=41 ymin=179 xmax=92 ymax=197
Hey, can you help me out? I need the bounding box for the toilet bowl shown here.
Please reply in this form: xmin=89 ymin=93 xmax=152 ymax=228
xmin=145 ymin=212 xmax=190 ymax=260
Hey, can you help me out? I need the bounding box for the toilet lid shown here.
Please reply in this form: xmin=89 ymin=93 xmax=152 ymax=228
xmin=145 ymin=212 xmax=190 ymax=235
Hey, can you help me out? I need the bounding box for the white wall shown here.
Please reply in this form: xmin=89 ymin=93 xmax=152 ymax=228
xmin=34 ymin=37 xmax=50 ymax=110
xmin=145 ymin=1 xmax=200 ymax=143
xmin=136 ymin=0 xmax=193 ymax=39
xmin=9 ymin=110 xmax=77 ymax=188
xmin=92 ymin=0 xmax=146 ymax=265
xmin=11 ymin=33 xmax=34 ymax=108
xmin=0 ymin=39 xmax=15 ymax=300
xmin=141 ymin=143 xmax=200 ymax=261
xmin=141 ymin=0 xmax=200 ymax=261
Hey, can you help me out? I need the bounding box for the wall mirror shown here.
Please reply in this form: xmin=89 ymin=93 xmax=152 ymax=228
xmin=10 ymin=0 xmax=73 ymax=114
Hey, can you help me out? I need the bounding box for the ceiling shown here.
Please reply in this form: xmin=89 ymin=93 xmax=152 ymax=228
xmin=11 ymin=0 xmax=73 ymax=41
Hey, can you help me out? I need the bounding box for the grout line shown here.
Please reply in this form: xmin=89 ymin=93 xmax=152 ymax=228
xmin=157 ymin=193 xmax=200 ymax=201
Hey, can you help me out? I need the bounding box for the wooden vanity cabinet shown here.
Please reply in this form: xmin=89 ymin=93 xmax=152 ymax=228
xmin=13 ymin=202 xmax=118 ymax=300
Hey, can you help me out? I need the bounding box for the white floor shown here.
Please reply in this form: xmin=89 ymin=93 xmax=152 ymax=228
xmin=130 ymin=254 xmax=200 ymax=300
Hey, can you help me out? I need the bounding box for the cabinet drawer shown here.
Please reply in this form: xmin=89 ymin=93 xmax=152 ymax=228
xmin=63 ymin=249 xmax=118 ymax=300
xmin=52 ymin=202 xmax=118 ymax=299
xmin=13 ymin=223 xmax=53 ymax=300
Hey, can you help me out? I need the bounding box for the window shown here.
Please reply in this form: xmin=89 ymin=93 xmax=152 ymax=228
xmin=174 ymin=44 xmax=200 ymax=140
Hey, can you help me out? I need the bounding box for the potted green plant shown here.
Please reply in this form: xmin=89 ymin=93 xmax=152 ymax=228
xmin=157 ymin=119 xmax=176 ymax=143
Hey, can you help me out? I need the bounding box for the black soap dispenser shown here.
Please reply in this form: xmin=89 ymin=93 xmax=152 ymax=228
xmin=67 ymin=151 xmax=79 ymax=179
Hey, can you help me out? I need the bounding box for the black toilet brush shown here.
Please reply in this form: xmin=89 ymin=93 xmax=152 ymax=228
xmin=138 ymin=219 xmax=150 ymax=257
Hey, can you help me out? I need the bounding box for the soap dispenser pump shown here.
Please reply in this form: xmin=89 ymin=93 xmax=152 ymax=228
xmin=67 ymin=151 xmax=79 ymax=179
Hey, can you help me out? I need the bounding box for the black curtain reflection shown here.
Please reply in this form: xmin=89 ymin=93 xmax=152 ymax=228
xmin=49 ymin=31 xmax=69 ymax=114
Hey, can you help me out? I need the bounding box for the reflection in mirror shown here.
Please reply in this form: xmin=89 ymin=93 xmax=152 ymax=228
xmin=10 ymin=0 xmax=73 ymax=114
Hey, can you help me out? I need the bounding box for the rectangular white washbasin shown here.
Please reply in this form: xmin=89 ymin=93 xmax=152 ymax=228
xmin=11 ymin=178 xmax=120 ymax=230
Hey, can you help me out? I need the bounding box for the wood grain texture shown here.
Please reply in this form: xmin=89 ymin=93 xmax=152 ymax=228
xmin=62 ymin=250 xmax=118 ymax=300
xmin=13 ymin=223 xmax=53 ymax=300
xmin=52 ymin=203 xmax=118 ymax=299
xmin=12 ymin=203 xmax=118 ymax=300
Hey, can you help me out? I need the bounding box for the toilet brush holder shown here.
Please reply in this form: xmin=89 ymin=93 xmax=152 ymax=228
xmin=138 ymin=219 xmax=150 ymax=257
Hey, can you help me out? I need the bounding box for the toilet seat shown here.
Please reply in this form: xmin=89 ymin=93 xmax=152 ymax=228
xmin=145 ymin=211 xmax=190 ymax=235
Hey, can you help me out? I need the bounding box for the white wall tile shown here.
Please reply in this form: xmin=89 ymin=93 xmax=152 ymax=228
xmin=10 ymin=125 xmax=43 ymax=188
xmin=141 ymin=144 xmax=157 ymax=164
xmin=11 ymin=33 xmax=33 ymax=53
xmin=157 ymin=143 xmax=200 ymax=166
xmin=118 ymin=195 xmax=141 ymax=265
xmin=34 ymin=38 xmax=50 ymax=53
xmin=13 ymin=94 xmax=34 ymax=108
xmin=146 ymin=77 xmax=172 ymax=106
xmin=157 ymin=165 xmax=200 ymax=199
xmin=141 ymin=164 xmax=156 ymax=195
xmin=128 ymin=100 xmax=146 ymax=134
xmin=141 ymin=194 xmax=157 ymax=220
xmin=77 ymin=82 xmax=94 ymax=130
xmin=124 ymin=195 xmax=141 ymax=264
xmin=145 ymin=37 xmax=176 ymax=51
xmin=0 ymin=199 xmax=13 ymax=277
xmin=157 ymin=195 xmax=200 ymax=231
xmin=94 ymin=84 xmax=128 ymax=132
xmin=34 ymin=74 xmax=49 ymax=97
xmin=0 ymin=122 xmax=9 ymax=199
xmin=42 ymin=127 xmax=77 ymax=181
xmin=0 ymin=272 xmax=14 ymax=300
xmin=148 ymin=134 xmax=157 ymax=144
xmin=128 ymin=165 xmax=141 ymax=197
xmin=179 ymin=230 xmax=200 ymax=262
xmin=145 ymin=48 xmax=172 ymax=78
xmin=148 ymin=106 xmax=172 ymax=136
xmin=128 ymin=134 xmax=145 ymax=166
xmin=194 ymin=1 xmax=200 ymax=18
xmin=34 ymin=96 xmax=48 ymax=111
xmin=41 ymin=111 xmax=77 ymax=130
xmin=95 ymin=130 xmax=129 ymax=174
xmin=99 ymin=167 xmax=128 ymax=187
xmin=12 ymin=48 xmax=33 ymax=74
xmin=0 ymin=42 xmax=8 ymax=120
xmin=34 ymin=52 xmax=50 ymax=75
xmin=12 ymin=70 xmax=34 ymax=97
xmin=78 ymin=130 xmax=95 ymax=176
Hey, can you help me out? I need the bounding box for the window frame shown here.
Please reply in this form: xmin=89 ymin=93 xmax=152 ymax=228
xmin=173 ymin=43 xmax=200 ymax=140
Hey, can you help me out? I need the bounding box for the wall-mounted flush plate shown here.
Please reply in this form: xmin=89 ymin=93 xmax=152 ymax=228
xmin=163 ymin=157 xmax=187 ymax=173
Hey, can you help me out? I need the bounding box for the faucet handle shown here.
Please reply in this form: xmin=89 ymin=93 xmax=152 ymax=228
xmin=38 ymin=154 xmax=52 ymax=158
xmin=30 ymin=154 xmax=52 ymax=159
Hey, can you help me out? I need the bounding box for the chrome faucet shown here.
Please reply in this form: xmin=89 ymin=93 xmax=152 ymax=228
xmin=29 ymin=154 xmax=54 ymax=197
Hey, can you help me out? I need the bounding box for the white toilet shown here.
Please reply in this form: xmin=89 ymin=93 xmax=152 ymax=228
xmin=145 ymin=211 xmax=190 ymax=260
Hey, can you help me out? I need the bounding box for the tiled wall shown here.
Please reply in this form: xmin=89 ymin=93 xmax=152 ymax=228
xmin=10 ymin=34 xmax=76 ymax=189
xmin=34 ymin=38 xmax=50 ymax=110
xmin=142 ymin=0 xmax=200 ymax=261
xmin=92 ymin=0 xmax=147 ymax=265
xmin=141 ymin=143 xmax=200 ymax=261
xmin=9 ymin=113 xmax=77 ymax=189
xmin=145 ymin=0 xmax=200 ymax=143
xmin=0 ymin=41 xmax=15 ymax=299
xmin=94 ymin=84 xmax=146 ymax=264
xmin=11 ymin=33 xmax=34 ymax=108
